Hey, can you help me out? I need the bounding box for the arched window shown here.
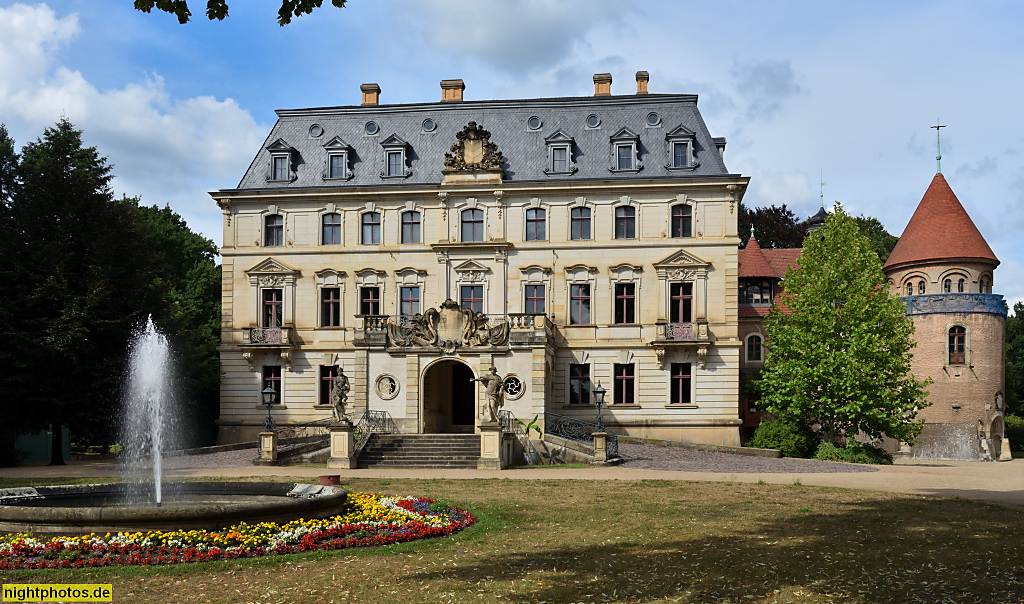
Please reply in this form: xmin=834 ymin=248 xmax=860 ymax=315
xmin=949 ymin=326 xmax=966 ymax=365
xmin=322 ymin=212 xmax=341 ymax=245
xmin=264 ymin=214 xmax=283 ymax=247
xmin=918 ymin=280 xmax=926 ymax=294
xmin=361 ymin=212 xmax=381 ymax=244
xmin=570 ymin=207 xmax=591 ymax=240
xmin=905 ymin=282 xmax=913 ymax=296
xmin=461 ymin=208 xmax=483 ymax=242
xmin=957 ymin=278 xmax=965 ymax=293
xmin=525 ymin=208 xmax=546 ymax=241
xmin=671 ymin=204 xmax=692 ymax=238
xmin=401 ymin=211 xmax=421 ymax=244
xmin=747 ymin=335 xmax=763 ymax=362
xmin=614 ymin=206 xmax=635 ymax=239
xmin=980 ymin=276 xmax=992 ymax=293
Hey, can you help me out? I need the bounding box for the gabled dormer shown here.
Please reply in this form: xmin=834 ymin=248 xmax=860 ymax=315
xmin=265 ymin=139 xmax=297 ymax=183
xmin=665 ymin=125 xmax=697 ymax=170
xmin=608 ymin=127 xmax=642 ymax=173
xmin=380 ymin=134 xmax=411 ymax=179
xmin=543 ymin=130 xmax=576 ymax=175
xmin=322 ymin=136 xmax=354 ymax=181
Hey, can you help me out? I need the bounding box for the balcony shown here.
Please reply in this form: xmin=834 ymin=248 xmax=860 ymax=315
xmin=901 ymin=293 xmax=1007 ymax=318
xmin=656 ymin=321 xmax=709 ymax=343
xmin=239 ymin=326 xmax=294 ymax=368
xmin=355 ymin=312 xmax=552 ymax=351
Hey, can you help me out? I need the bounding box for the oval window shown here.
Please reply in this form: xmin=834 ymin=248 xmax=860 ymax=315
xmin=527 ymin=116 xmax=542 ymax=130
xmin=365 ymin=121 xmax=379 ymax=135
xmin=646 ymin=112 xmax=661 ymax=126
xmin=585 ymin=114 xmax=600 ymax=128
xmin=308 ymin=124 xmax=324 ymax=138
xmin=422 ymin=118 xmax=436 ymax=132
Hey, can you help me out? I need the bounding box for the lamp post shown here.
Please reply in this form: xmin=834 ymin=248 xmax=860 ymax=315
xmin=262 ymin=385 xmax=277 ymax=432
xmin=592 ymin=380 xmax=606 ymax=432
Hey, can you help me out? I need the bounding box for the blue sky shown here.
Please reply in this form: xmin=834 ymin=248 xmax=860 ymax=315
xmin=1 ymin=0 xmax=1021 ymax=308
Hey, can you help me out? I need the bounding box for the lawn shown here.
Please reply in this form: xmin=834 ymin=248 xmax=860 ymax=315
xmin=1 ymin=477 xmax=1022 ymax=603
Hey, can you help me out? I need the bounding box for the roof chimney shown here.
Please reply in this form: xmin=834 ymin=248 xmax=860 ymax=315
xmin=440 ymin=79 xmax=465 ymax=102
xmin=635 ymin=71 xmax=649 ymax=94
xmin=360 ymin=83 xmax=380 ymax=106
xmin=593 ymin=73 xmax=612 ymax=96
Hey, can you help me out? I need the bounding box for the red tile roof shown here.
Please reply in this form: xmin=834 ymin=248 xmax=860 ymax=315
xmin=763 ymin=249 xmax=802 ymax=277
xmin=884 ymin=174 xmax=998 ymax=269
xmin=738 ymin=237 xmax=777 ymax=277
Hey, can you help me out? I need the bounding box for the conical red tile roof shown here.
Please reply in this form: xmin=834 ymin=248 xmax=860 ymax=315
xmin=739 ymin=236 xmax=777 ymax=277
xmin=884 ymin=174 xmax=997 ymax=269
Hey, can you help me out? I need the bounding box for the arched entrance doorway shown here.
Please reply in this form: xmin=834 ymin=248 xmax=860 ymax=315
xmin=422 ymin=360 xmax=476 ymax=433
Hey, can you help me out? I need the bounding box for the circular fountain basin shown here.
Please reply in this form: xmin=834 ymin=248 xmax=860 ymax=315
xmin=0 ymin=482 xmax=348 ymax=535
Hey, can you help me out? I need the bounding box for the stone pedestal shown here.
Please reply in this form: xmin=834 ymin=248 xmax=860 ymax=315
xmin=1000 ymin=437 xmax=1013 ymax=461
xmin=327 ymin=421 xmax=355 ymax=469
xmin=592 ymin=432 xmax=608 ymax=462
xmin=478 ymin=422 xmax=504 ymax=470
xmin=259 ymin=432 xmax=278 ymax=462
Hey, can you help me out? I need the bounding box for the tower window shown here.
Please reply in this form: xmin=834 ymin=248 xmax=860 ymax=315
xmin=948 ymin=326 xmax=966 ymax=365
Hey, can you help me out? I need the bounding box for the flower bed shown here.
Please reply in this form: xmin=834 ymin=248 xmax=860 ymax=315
xmin=0 ymin=492 xmax=475 ymax=570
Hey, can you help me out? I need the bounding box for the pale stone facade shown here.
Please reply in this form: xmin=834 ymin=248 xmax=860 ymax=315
xmin=213 ymin=75 xmax=748 ymax=447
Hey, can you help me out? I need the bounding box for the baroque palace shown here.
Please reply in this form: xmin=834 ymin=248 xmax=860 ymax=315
xmin=213 ymin=73 xmax=749 ymax=447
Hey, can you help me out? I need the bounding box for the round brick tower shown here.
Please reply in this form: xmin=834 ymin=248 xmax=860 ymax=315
xmin=883 ymin=174 xmax=1008 ymax=460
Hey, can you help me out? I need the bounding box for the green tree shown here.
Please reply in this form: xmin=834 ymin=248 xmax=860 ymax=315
xmin=853 ymin=215 xmax=900 ymax=264
xmin=134 ymin=0 xmax=346 ymax=25
xmin=738 ymin=201 xmax=806 ymax=249
xmin=3 ymin=119 xmax=161 ymax=464
xmin=757 ymin=203 xmax=931 ymax=445
xmin=1006 ymin=302 xmax=1024 ymax=414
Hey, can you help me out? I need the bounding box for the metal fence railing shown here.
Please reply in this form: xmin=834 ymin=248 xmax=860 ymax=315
xmin=544 ymin=412 xmax=619 ymax=459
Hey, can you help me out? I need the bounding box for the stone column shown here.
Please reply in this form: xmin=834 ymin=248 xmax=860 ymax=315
xmin=327 ymin=422 xmax=355 ymax=469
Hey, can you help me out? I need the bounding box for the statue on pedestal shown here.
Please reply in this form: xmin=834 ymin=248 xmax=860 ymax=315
xmin=472 ymin=366 xmax=504 ymax=423
xmin=331 ymin=368 xmax=351 ymax=423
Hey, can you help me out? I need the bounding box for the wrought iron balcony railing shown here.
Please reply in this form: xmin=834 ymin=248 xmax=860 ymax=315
xmin=244 ymin=327 xmax=291 ymax=346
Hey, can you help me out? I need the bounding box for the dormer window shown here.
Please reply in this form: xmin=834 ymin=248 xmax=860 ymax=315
xmin=608 ymin=128 xmax=641 ymax=173
xmin=265 ymin=138 xmax=296 ymax=182
xmin=380 ymin=134 xmax=411 ymax=179
xmin=322 ymin=136 xmax=353 ymax=181
xmin=544 ymin=130 xmax=576 ymax=175
xmin=665 ymin=125 xmax=697 ymax=171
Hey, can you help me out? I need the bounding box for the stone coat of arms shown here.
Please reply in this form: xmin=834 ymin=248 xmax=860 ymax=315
xmin=388 ymin=299 xmax=509 ymax=353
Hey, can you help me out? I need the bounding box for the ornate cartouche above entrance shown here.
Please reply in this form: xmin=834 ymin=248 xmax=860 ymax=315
xmin=442 ymin=122 xmax=504 ymax=185
xmin=388 ymin=299 xmax=510 ymax=353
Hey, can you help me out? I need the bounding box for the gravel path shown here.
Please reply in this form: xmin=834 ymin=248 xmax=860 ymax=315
xmin=618 ymin=442 xmax=878 ymax=473
xmin=163 ymin=447 xmax=259 ymax=470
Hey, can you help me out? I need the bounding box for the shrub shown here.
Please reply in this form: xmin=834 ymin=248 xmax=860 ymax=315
xmin=1005 ymin=414 xmax=1024 ymax=452
xmin=746 ymin=419 xmax=818 ymax=458
xmin=813 ymin=442 xmax=893 ymax=465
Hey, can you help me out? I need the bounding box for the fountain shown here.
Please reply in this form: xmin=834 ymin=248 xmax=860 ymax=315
xmin=0 ymin=318 xmax=348 ymax=535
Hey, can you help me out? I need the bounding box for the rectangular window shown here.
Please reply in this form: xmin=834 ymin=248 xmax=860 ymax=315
xmin=460 ymin=285 xmax=483 ymax=313
xmin=525 ymin=208 xmax=546 ymax=241
xmin=569 ymin=364 xmax=590 ymax=405
xmin=359 ymin=287 xmax=380 ymax=315
xmin=673 ymin=142 xmax=689 ymax=168
xmin=524 ymin=284 xmax=545 ymax=314
xmin=262 ymin=365 xmax=282 ymax=403
xmin=319 ymin=365 xmax=338 ymax=405
xmin=387 ymin=151 xmax=403 ymax=177
xmin=400 ymin=286 xmax=420 ymax=316
xmin=614 ymin=206 xmax=635 ymax=239
xmin=264 ymin=214 xmax=283 ymax=247
xmin=614 ymin=283 xmax=636 ymax=324
xmin=361 ymin=212 xmax=380 ymax=245
xmin=670 ymin=363 xmax=692 ymax=405
xmin=670 ymin=282 xmax=693 ymax=323
xmin=329 ymin=153 xmax=346 ymax=179
xmin=461 ymin=209 xmax=483 ymax=242
xmin=617 ymin=144 xmax=633 ymax=170
xmin=401 ymin=211 xmax=421 ymax=244
xmin=262 ymin=288 xmax=283 ymax=328
xmin=614 ymin=364 xmax=635 ymax=405
xmin=570 ymin=207 xmax=591 ymax=241
xmin=671 ymin=204 xmax=692 ymax=238
xmin=569 ymin=283 xmax=591 ymax=325
xmin=322 ymin=213 xmax=341 ymax=245
xmin=272 ymin=156 xmax=288 ymax=181
xmin=321 ymin=287 xmax=341 ymax=327
xmin=551 ymin=146 xmax=568 ymax=173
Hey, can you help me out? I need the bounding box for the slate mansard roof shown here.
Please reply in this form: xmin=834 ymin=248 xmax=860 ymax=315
xmin=229 ymin=94 xmax=733 ymax=191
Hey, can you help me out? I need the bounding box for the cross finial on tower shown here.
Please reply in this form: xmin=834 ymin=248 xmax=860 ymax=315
xmin=819 ymin=170 xmax=826 ymax=208
xmin=931 ymin=119 xmax=946 ymax=174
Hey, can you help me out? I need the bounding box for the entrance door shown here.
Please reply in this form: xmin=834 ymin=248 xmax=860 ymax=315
xmin=422 ymin=360 xmax=477 ymax=433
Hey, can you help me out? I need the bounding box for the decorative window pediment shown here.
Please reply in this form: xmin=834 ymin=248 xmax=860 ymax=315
xmin=246 ymin=257 xmax=299 ymax=287
xmin=544 ymin=130 xmax=577 ymax=175
xmin=380 ymin=134 xmax=411 ymax=178
xmin=519 ymin=264 xmax=553 ymax=282
xmin=322 ymin=136 xmax=353 ymax=181
xmin=665 ymin=125 xmax=698 ymax=170
xmin=609 ymin=263 xmax=644 ymax=280
xmin=564 ymin=264 xmax=598 ymax=281
xmin=314 ymin=268 xmax=347 ymax=286
xmin=654 ymin=249 xmax=709 ymax=280
xmin=265 ymin=138 xmax=297 ymax=182
xmin=609 ymin=127 xmax=642 ymax=173
xmin=454 ymin=259 xmax=490 ymax=283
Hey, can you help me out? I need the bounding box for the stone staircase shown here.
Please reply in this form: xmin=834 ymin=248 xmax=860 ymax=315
xmin=356 ymin=434 xmax=481 ymax=469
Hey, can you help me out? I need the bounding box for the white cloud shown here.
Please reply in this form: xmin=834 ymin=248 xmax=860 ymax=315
xmin=0 ymin=3 xmax=265 ymax=246
xmin=730 ymin=59 xmax=804 ymax=122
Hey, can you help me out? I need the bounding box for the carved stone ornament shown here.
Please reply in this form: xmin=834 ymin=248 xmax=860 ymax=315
xmin=387 ymin=299 xmax=510 ymax=354
xmin=258 ymin=276 xmax=286 ymax=287
xmin=443 ymin=122 xmax=504 ymax=174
